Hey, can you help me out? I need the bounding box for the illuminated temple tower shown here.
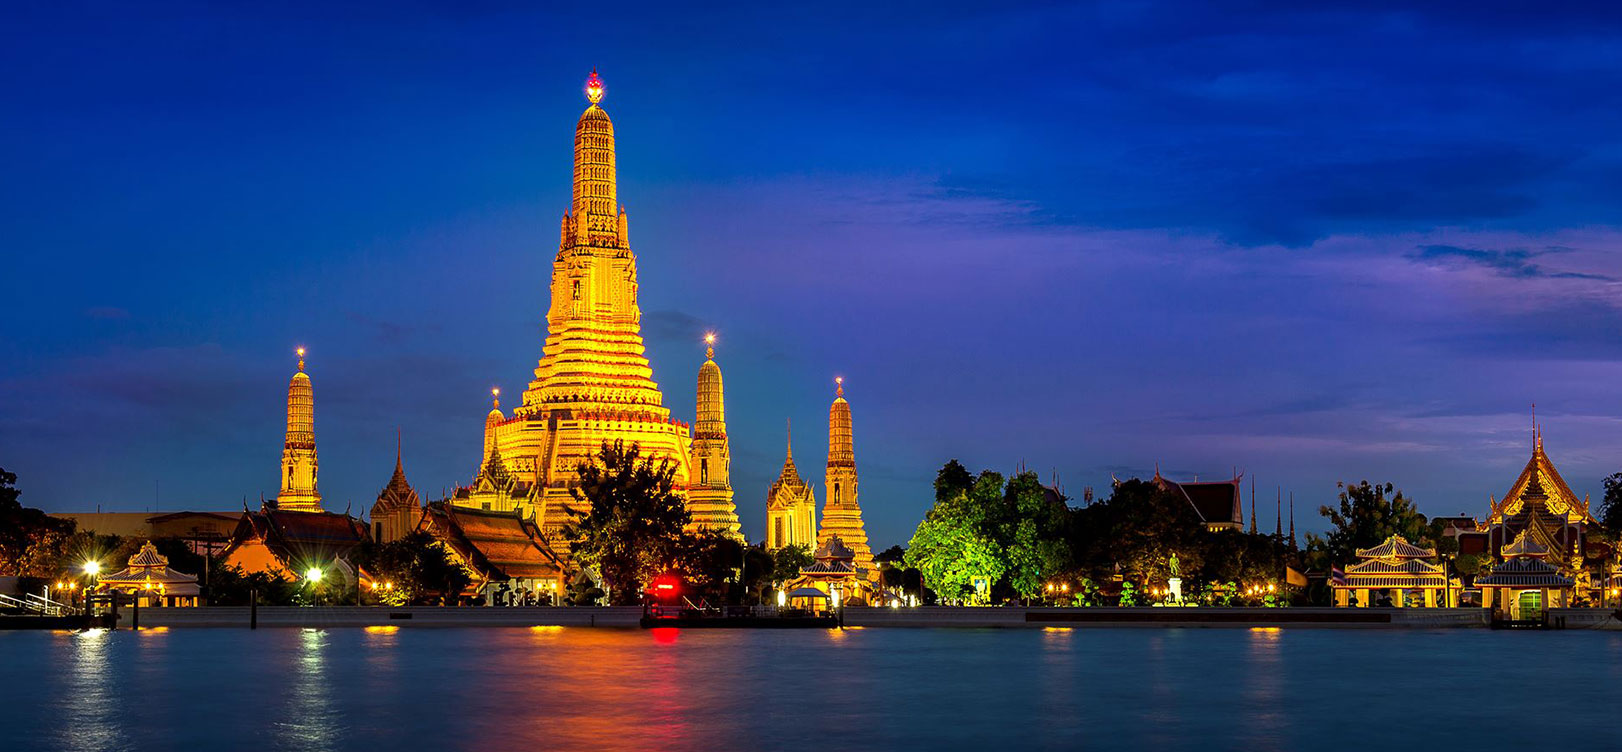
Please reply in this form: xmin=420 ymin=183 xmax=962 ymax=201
xmin=687 ymin=334 xmax=742 ymax=538
xmin=766 ymin=422 xmax=817 ymax=550
xmin=816 ymin=378 xmax=876 ymax=579
xmin=476 ymin=71 xmax=693 ymax=550
xmin=276 ymin=348 xmax=322 ymax=512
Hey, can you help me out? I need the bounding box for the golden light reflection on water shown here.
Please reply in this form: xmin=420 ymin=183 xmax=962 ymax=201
xmin=1245 ymin=623 xmax=1284 ymax=749
xmin=363 ymin=625 xmax=399 ymax=635
xmin=278 ymin=628 xmax=336 ymax=752
xmin=57 ymin=628 xmax=119 ymax=750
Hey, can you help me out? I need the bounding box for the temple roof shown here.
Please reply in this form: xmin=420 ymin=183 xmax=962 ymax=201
xmin=221 ymin=508 xmax=367 ymax=569
xmin=1490 ymin=435 xmax=1594 ymax=524
xmin=1354 ymin=534 xmax=1435 ymax=560
xmin=1476 ymin=556 xmax=1574 ymax=587
xmin=418 ymin=502 xmax=561 ymax=582
xmin=373 ymin=438 xmax=421 ymax=514
xmin=1501 ymin=529 xmax=1550 ymax=558
xmin=1345 ymin=557 xmax=1444 ymax=576
xmin=1152 ymin=473 xmax=1243 ymax=527
xmin=814 ymin=535 xmax=856 ymax=562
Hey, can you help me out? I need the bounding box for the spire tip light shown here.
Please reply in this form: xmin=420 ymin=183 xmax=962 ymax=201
xmin=585 ymin=69 xmax=604 ymax=104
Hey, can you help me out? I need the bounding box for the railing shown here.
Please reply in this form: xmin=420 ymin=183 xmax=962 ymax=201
xmin=0 ymin=592 xmax=77 ymax=616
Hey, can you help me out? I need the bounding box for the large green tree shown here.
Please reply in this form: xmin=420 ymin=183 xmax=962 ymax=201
xmin=0 ymin=468 xmax=77 ymax=577
xmin=905 ymin=462 xmax=1072 ymax=603
xmin=1306 ymin=480 xmax=1429 ymax=564
xmin=565 ymin=440 xmax=690 ymax=605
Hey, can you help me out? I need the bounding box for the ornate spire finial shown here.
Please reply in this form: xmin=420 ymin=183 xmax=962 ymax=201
xmin=835 ymin=376 xmax=844 ymax=398
xmin=705 ymin=331 xmax=716 ymax=360
xmin=585 ymin=68 xmax=604 ymax=104
xmin=296 ymin=346 xmax=305 ymax=371
xmin=395 ymin=427 xmax=403 ymax=470
xmin=491 ymin=386 xmax=500 ymax=410
xmin=787 ymin=417 xmax=793 ymax=458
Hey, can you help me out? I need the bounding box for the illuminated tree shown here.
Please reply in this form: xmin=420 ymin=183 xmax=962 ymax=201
xmin=1306 ymin=480 xmax=1429 ymax=564
xmin=0 ymin=468 xmax=77 ymax=577
xmin=566 ymin=440 xmax=690 ymax=604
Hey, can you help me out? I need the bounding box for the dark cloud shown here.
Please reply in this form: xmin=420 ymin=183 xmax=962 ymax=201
xmin=1407 ymin=244 xmax=1614 ymax=281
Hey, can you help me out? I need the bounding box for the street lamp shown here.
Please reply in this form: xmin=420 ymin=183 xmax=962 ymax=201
xmin=306 ymin=567 xmax=323 ymax=584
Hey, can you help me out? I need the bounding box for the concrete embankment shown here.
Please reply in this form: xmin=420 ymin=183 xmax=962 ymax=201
xmin=132 ymin=606 xmax=645 ymax=629
xmin=845 ymin=606 xmax=1490 ymax=629
xmin=121 ymin=605 xmax=1501 ymax=629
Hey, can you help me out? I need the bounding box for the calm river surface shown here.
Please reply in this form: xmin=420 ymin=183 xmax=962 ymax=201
xmin=6 ymin=626 xmax=1622 ymax=751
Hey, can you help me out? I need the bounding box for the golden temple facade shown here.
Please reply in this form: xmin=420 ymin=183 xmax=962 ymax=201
xmin=766 ymin=422 xmax=817 ymax=550
xmin=277 ymin=348 xmax=322 ymax=512
xmin=815 ymin=379 xmax=876 ymax=580
xmin=469 ymin=71 xmax=756 ymax=553
xmin=686 ymin=336 xmax=742 ymax=539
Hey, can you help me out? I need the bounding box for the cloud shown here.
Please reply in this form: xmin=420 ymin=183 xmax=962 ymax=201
xmin=1408 ymin=244 xmax=1614 ymax=281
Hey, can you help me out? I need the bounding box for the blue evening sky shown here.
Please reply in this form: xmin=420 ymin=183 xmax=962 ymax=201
xmin=4 ymin=2 xmax=1622 ymax=547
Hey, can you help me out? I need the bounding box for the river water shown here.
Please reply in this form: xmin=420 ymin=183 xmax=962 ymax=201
xmin=6 ymin=626 xmax=1621 ymax=751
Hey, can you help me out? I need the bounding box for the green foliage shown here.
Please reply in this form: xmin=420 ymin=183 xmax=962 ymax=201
xmin=352 ymin=531 xmax=471 ymax=605
xmin=205 ymin=563 xmax=301 ymax=606
xmin=906 ymin=461 xmax=1072 ymax=604
xmin=1071 ymin=479 xmax=1207 ymax=587
xmin=1118 ymin=581 xmax=1139 ymax=607
xmin=0 ymin=468 xmax=78 ymax=577
xmin=740 ymin=545 xmax=776 ymax=604
xmin=771 ymin=543 xmax=813 ymax=584
xmin=674 ymin=531 xmax=744 ymax=604
xmin=1601 ymin=473 xmax=1622 ymax=536
xmin=1307 ymin=480 xmax=1430 ymax=564
xmin=565 ymin=440 xmax=690 ymax=605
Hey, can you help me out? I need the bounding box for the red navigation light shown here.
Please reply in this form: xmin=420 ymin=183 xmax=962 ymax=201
xmin=649 ymin=574 xmax=680 ymax=593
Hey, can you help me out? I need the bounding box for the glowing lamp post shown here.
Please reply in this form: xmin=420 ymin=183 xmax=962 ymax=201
xmin=306 ymin=567 xmax=323 ymax=584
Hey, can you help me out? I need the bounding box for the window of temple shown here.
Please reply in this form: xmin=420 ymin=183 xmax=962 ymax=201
xmin=700 ymin=459 xmax=709 ymax=485
xmin=834 ymin=482 xmax=841 ymax=505
xmin=775 ymin=518 xmax=784 ymax=547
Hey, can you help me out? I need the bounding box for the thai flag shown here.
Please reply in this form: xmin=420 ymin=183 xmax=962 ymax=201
xmin=1330 ymin=567 xmax=1347 ymax=587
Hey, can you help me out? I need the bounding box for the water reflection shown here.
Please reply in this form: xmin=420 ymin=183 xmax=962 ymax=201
xmin=1244 ymin=626 xmax=1285 ymax=750
xmin=278 ymin=629 xmax=338 ymax=752
xmin=14 ymin=628 xmax=1622 ymax=751
xmin=56 ymin=629 xmax=119 ymax=751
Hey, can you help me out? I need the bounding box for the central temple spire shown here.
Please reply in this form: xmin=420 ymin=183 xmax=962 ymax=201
xmin=278 ymin=347 xmax=321 ymax=512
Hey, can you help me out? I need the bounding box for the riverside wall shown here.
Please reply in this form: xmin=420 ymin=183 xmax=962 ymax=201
xmin=118 ymin=605 xmax=1507 ymax=629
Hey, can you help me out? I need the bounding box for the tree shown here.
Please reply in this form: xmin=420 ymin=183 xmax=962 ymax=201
xmin=1306 ymin=481 xmax=1429 ymax=564
xmin=565 ymin=440 xmax=690 ymax=605
xmin=1600 ymin=472 xmax=1622 ymax=537
xmin=906 ymin=469 xmax=1009 ymax=604
xmin=352 ymin=531 xmax=471 ymax=605
xmin=771 ymin=544 xmax=813 ymax=585
xmin=675 ymin=531 xmax=744 ymax=604
xmin=1071 ymin=479 xmax=1207 ymax=589
xmin=740 ymin=545 xmax=777 ymax=604
xmin=0 ymin=468 xmax=78 ymax=577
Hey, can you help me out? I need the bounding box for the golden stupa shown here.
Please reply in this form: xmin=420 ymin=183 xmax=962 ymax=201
xmin=473 ymin=71 xmax=743 ymax=551
xmin=816 ymin=378 xmax=876 ymax=579
xmin=687 ymin=334 xmax=743 ymax=539
xmin=276 ymin=347 xmax=322 ymax=512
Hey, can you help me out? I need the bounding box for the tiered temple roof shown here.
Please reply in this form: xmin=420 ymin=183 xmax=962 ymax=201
xmin=1339 ymin=534 xmax=1447 ymax=589
xmin=418 ymin=502 xmax=562 ymax=587
xmin=97 ymin=542 xmax=201 ymax=596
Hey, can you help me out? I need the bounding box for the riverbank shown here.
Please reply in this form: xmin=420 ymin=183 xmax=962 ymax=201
xmin=104 ymin=604 xmax=1622 ymax=629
